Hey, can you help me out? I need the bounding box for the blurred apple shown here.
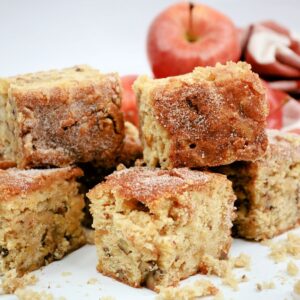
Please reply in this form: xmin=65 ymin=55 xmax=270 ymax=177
xmin=288 ymin=129 xmax=300 ymax=134
xmin=121 ymin=75 xmax=139 ymax=127
xmin=147 ymin=2 xmax=241 ymax=78
xmin=267 ymin=109 xmax=283 ymax=129
xmin=263 ymin=81 xmax=290 ymax=129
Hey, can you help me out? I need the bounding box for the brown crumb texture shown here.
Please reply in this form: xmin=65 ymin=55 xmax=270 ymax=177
xmin=1 ymin=270 xmax=37 ymax=294
xmin=216 ymin=130 xmax=300 ymax=240
xmin=134 ymin=61 xmax=268 ymax=169
xmin=0 ymin=65 xmax=124 ymax=169
xmin=155 ymin=280 xmax=218 ymax=300
xmin=0 ymin=167 xmax=86 ymax=276
xmin=88 ymin=167 xmax=236 ymax=291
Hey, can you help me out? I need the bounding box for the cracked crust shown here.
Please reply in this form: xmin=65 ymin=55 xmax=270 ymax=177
xmin=134 ymin=62 xmax=268 ymax=169
xmin=0 ymin=65 xmax=124 ymax=168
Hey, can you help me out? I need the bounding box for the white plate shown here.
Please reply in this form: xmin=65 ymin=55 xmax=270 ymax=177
xmin=2 ymin=227 xmax=300 ymax=300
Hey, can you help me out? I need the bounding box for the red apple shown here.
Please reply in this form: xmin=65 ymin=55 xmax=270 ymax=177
xmin=147 ymin=2 xmax=241 ymax=78
xmin=121 ymin=75 xmax=139 ymax=127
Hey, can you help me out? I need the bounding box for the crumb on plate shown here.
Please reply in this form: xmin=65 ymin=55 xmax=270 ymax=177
xmin=267 ymin=234 xmax=300 ymax=262
xmin=15 ymin=289 xmax=57 ymax=300
xmin=87 ymin=278 xmax=98 ymax=285
xmin=256 ymin=281 xmax=275 ymax=291
xmin=287 ymin=261 xmax=299 ymax=276
xmin=155 ymin=280 xmax=218 ymax=300
xmin=101 ymin=296 xmax=116 ymax=300
xmin=1 ymin=269 xmax=38 ymax=294
xmin=231 ymin=253 xmax=251 ymax=270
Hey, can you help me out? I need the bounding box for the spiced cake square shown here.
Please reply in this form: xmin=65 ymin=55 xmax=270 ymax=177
xmin=88 ymin=167 xmax=235 ymax=291
xmin=0 ymin=65 xmax=124 ymax=169
xmin=0 ymin=167 xmax=86 ymax=275
xmin=134 ymin=62 xmax=268 ymax=169
xmin=217 ymin=130 xmax=300 ymax=240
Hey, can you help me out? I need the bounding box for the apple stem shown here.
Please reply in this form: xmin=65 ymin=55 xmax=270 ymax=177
xmin=187 ymin=2 xmax=197 ymax=42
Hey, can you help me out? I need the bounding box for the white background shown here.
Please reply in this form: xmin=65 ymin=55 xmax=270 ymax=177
xmin=0 ymin=0 xmax=299 ymax=77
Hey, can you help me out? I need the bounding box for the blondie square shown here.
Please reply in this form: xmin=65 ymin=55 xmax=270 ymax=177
xmin=217 ymin=130 xmax=300 ymax=240
xmin=0 ymin=65 xmax=124 ymax=169
xmin=0 ymin=167 xmax=85 ymax=275
xmin=88 ymin=167 xmax=235 ymax=290
xmin=134 ymin=62 xmax=268 ymax=169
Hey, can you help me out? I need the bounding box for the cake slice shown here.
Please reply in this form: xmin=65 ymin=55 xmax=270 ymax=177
xmin=216 ymin=130 xmax=300 ymax=240
xmin=134 ymin=61 xmax=268 ymax=169
xmin=0 ymin=167 xmax=86 ymax=275
xmin=88 ymin=167 xmax=236 ymax=291
xmin=0 ymin=65 xmax=124 ymax=169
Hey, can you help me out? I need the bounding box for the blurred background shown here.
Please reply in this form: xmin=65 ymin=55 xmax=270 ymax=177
xmin=0 ymin=0 xmax=299 ymax=76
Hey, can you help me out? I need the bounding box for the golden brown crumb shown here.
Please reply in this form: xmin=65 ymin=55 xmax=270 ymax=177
xmin=200 ymin=255 xmax=240 ymax=290
xmin=116 ymin=163 xmax=126 ymax=171
xmin=1 ymin=270 xmax=38 ymax=294
xmin=155 ymin=280 xmax=218 ymax=300
xmin=294 ymin=280 xmax=300 ymax=294
xmin=200 ymin=254 xmax=251 ymax=290
xmin=287 ymin=261 xmax=299 ymax=276
xmin=14 ymin=289 xmax=57 ymax=300
xmin=231 ymin=253 xmax=251 ymax=270
xmin=222 ymin=273 xmax=239 ymax=291
xmin=101 ymin=296 xmax=116 ymax=300
xmin=87 ymin=278 xmax=98 ymax=285
xmin=256 ymin=281 xmax=275 ymax=291
xmin=200 ymin=255 xmax=232 ymax=277
xmin=268 ymin=234 xmax=300 ymax=262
